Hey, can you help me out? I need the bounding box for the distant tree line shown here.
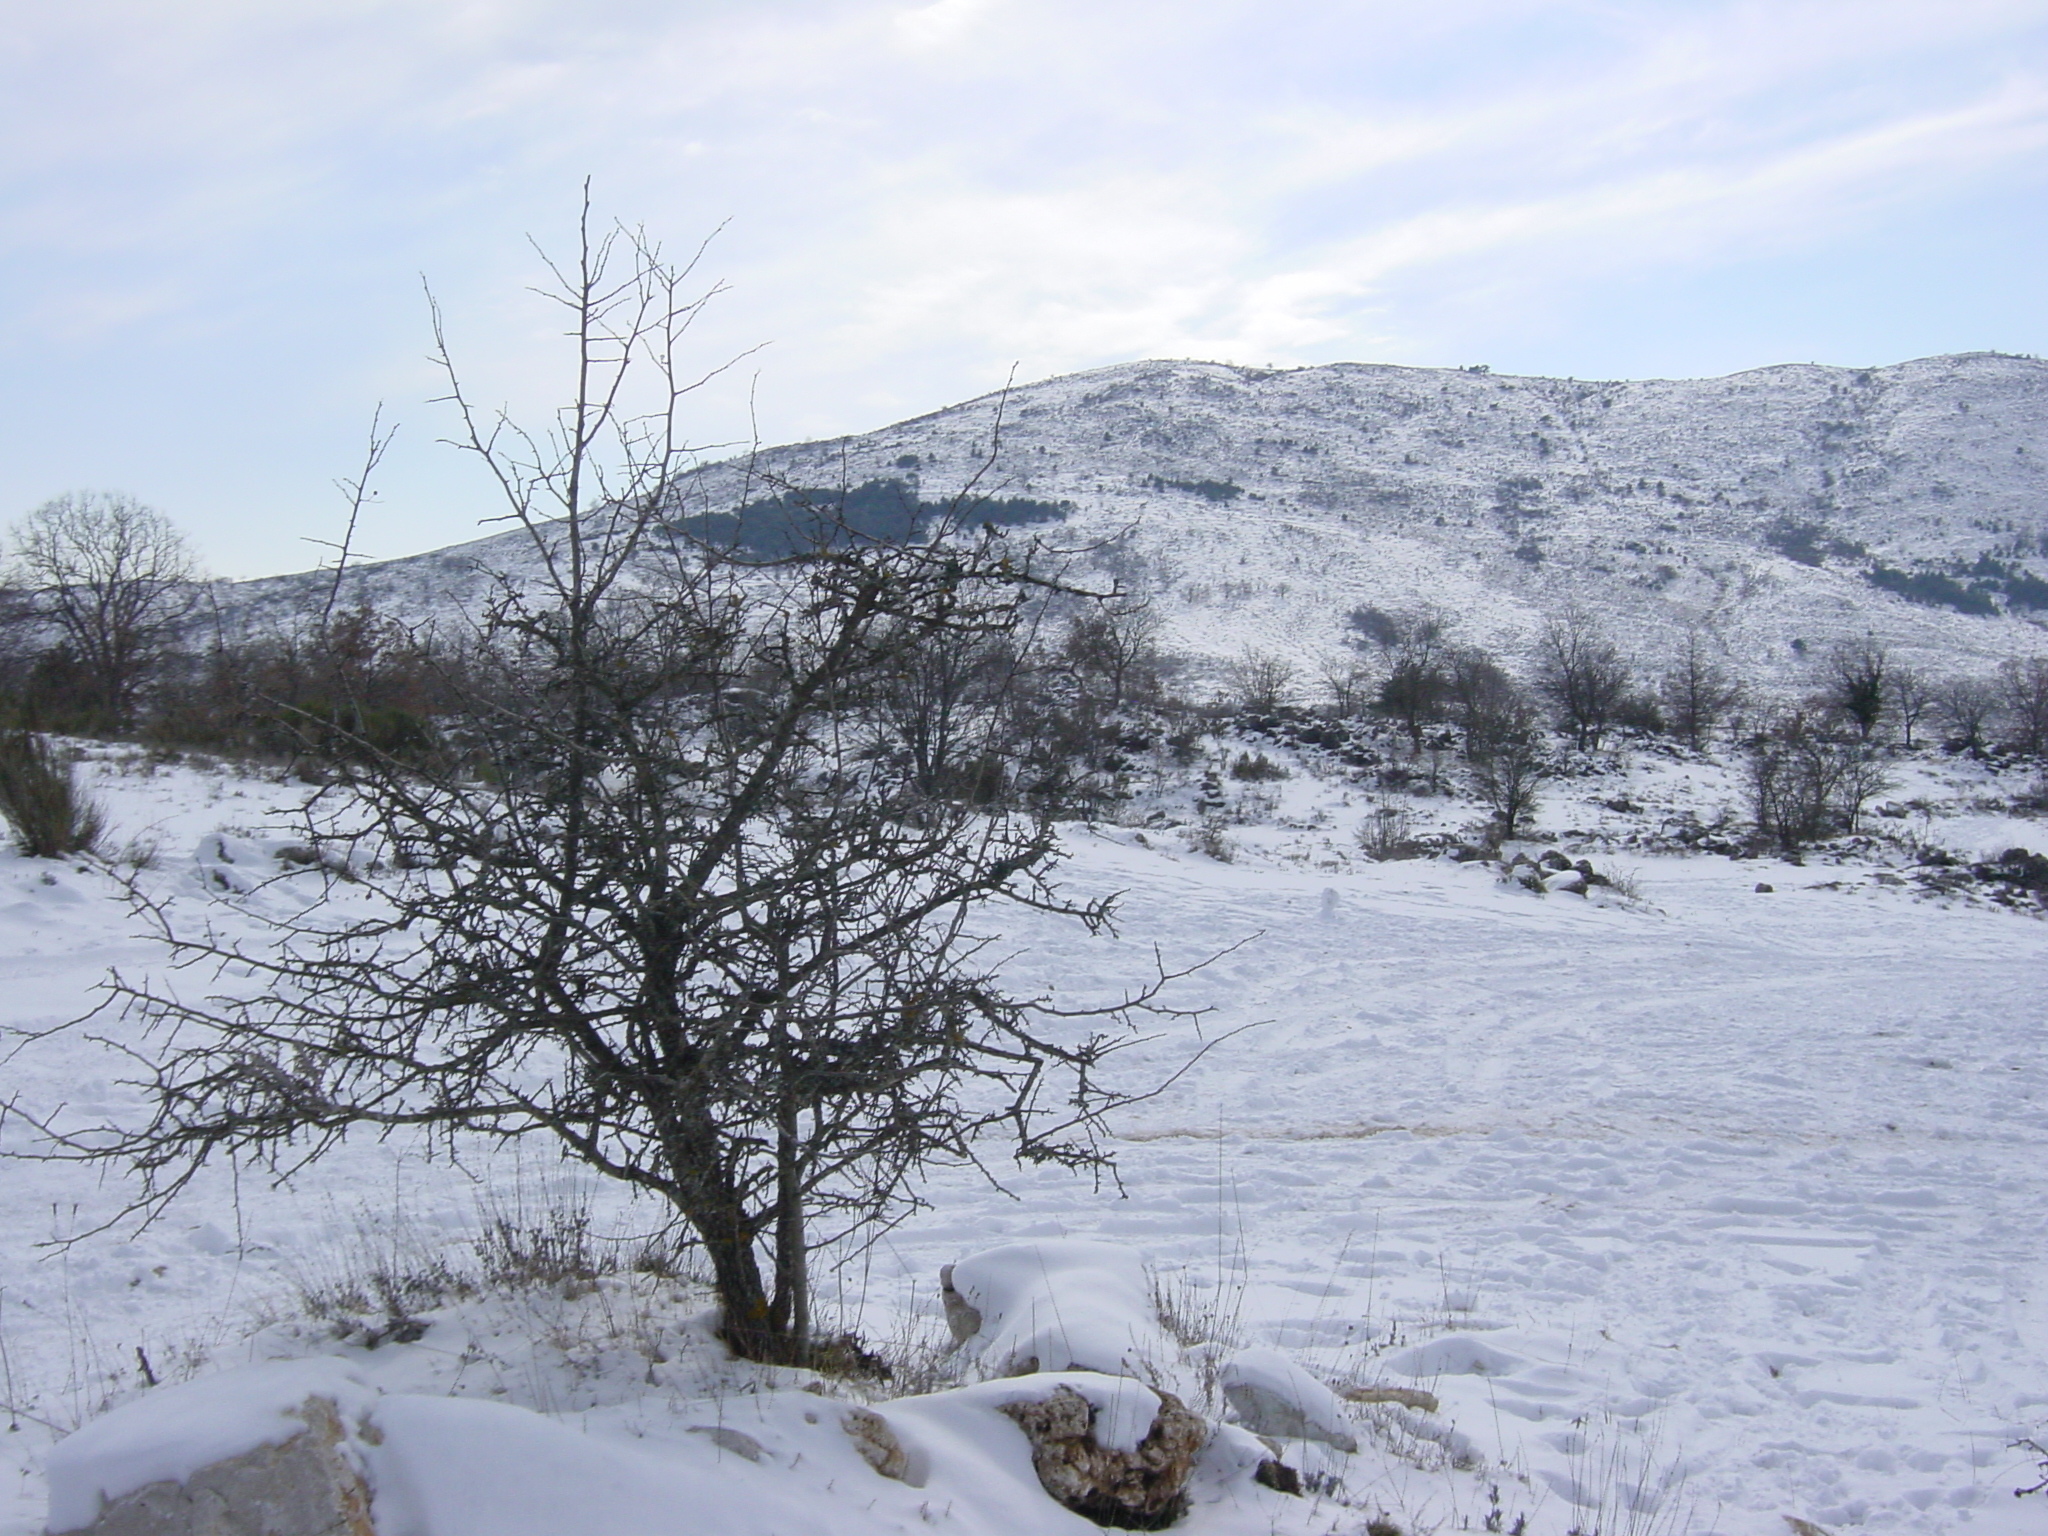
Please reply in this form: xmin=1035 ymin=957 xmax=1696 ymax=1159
xmin=0 ymin=488 xmax=1172 ymax=824
xmin=1229 ymin=603 xmax=2048 ymax=849
xmin=4 ymin=490 xmax=2047 ymax=864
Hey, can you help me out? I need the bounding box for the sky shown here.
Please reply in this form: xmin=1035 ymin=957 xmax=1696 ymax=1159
xmin=4 ymin=0 xmax=2047 ymax=579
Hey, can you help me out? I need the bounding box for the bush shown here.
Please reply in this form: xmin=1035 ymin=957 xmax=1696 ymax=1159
xmin=1865 ymin=563 xmax=1999 ymax=616
xmin=1743 ymin=715 xmax=1893 ymax=850
xmin=1228 ymin=751 xmax=1288 ymax=782
xmin=0 ymin=729 xmax=104 ymax=858
xmin=475 ymin=1190 xmax=612 ymax=1291
xmin=1355 ymin=802 xmax=1418 ymax=860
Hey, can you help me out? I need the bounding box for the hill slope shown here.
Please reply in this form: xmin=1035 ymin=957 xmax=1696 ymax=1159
xmin=229 ymin=352 xmax=2048 ymax=685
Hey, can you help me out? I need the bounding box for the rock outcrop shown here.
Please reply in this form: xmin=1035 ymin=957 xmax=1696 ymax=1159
xmin=997 ymin=1382 xmax=1207 ymax=1531
xmin=54 ymin=1395 xmax=374 ymax=1536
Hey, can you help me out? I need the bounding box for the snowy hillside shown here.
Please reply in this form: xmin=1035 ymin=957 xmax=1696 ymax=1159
xmin=225 ymin=352 xmax=2048 ymax=685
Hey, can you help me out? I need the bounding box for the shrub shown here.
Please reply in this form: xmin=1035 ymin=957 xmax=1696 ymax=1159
xmin=0 ymin=729 xmax=105 ymax=858
xmin=1356 ymin=802 xmax=1418 ymax=860
xmin=475 ymin=1191 xmax=611 ymax=1291
xmin=1743 ymin=714 xmax=1893 ymax=850
xmin=1865 ymin=563 xmax=1999 ymax=616
xmin=1228 ymin=750 xmax=1288 ymax=782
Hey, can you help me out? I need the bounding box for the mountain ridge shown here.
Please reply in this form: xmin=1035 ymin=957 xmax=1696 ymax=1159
xmin=226 ymin=350 xmax=2048 ymax=686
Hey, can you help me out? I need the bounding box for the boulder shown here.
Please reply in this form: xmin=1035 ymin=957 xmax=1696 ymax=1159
xmin=998 ymin=1382 xmax=1206 ymax=1530
xmin=53 ymin=1395 xmax=374 ymax=1536
xmin=1218 ymin=1348 xmax=1359 ymax=1453
xmin=842 ymin=1407 xmax=926 ymax=1487
xmin=937 ymin=1263 xmax=982 ymax=1347
xmin=46 ymin=1362 xmax=380 ymax=1536
xmin=944 ymin=1241 xmax=1174 ymax=1381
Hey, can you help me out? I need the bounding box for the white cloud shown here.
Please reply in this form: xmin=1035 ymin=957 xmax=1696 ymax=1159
xmin=892 ymin=0 xmax=1000 ymax=50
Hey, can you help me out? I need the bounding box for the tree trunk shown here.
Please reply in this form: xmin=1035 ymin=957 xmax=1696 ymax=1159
xmin=691 ymin=1199 xmax=787 ymax=1363
xmin=773 ymin=1139 xmax=808 ymax=1358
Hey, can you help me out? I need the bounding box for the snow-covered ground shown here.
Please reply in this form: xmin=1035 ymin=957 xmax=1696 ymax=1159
xmin=2 ymin=742 xmax=2045 ymax=1535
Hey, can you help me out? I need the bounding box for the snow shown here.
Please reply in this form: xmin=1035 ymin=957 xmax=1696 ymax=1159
xmin=362 ymin=1392 xmax=850 ymax=1536
xmin=2 ymin=741 xmax=2046 ymax=1533
xmin=46 ymin=1361 xmax=1172 ymax=1536
xmin=360 ymin=1371 xmax=1259 ymax=1536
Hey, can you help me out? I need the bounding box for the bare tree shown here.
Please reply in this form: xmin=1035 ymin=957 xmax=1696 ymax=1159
xmin=1318 ymin=653 xmax=1377 ymax=719
xmin=874 ymin=619 xmax=1020 ymax=800
xmin=1462 ymin=682 xmax=1550 ymax=841
xmin=1934 ymin=674 xmax=2001 ymax=752
xmin=1744 ymin=712 xmax=1893 ymax=850
xmin=1362 ymin=608 xmax=1451 ymax=751
xmin=29 ymin=201 xmax=1210 ymax=1366
xmin=1002 ymin=600 xmax=1172 ymax=814
xmin=1444 ymin=645 xmax=1519 ymax=736
xmin=2001 ymin=656 xmax=2048 ymax=757
xmin=1658 ymin=627 xmax=1743 ymax=750
xmin=1883 ymin=664 xmax=1936 ymax=749
xmin=7 ymin=491 xmax=198 ymax=724
xmin=1059 ymin=598 xmax=1165 ymax=716
xmin=1533 ymin=607 xmax=1631 ymax=752
xmin=1823 ymin=638 xmax=1888 ymax=740
xmin=1228 ymin=649 xmax=1296 ymax=714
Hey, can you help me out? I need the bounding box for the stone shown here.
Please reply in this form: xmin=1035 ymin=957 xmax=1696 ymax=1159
xmin=842 ymin=1408 xmax=925 ymax=1486
xmin=59 ymin=1397 xmax=374 ymax=1536
xmin=1339 ymin=1385 xmax=1440 ymax=1414
xmin=944 ymin=1242 xmax=1173 ymax=1381
xmin=1219 ymin=1349 xmax=1359 ymax=1453
xmin=1754 ymin=882 xmax=1774 ymax=893
xmin=938 ymin=1262 xmax=983 ymax=1347
xmin=685 ymin=1424 xmax=765 ymax=1462
xmin=998 ymin=1384 xmax=1206 ymax=1530
xmin=1252 ymin=1459 xmax=1300 ymax=1494
xmin=1539 ymin=850 xmax=1573 ymax=872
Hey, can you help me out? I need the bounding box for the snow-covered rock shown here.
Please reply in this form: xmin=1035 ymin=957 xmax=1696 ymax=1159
xmin=944 ymin=1240 xmax=1174 ymax=1381
xmin=1383 ymin=1334 xmax=1527 ymax=1379
xmin=1218 ymin=1346 xmax=1359 ymax=1453
xmin=47 ymin=1360 xmax=1261 ymax=1536
xmin=46 ymin=1361 xmax=378 ymax=1536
